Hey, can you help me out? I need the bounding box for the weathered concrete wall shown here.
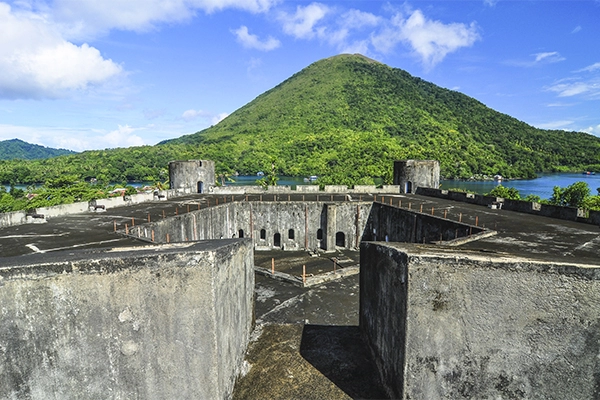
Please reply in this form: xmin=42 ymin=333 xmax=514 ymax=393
xmin=169 ymin=160 xmax=216 ymax=193
xmin=363 ymin=203 xmax=485 ymax=244
xmin=0 ymin=210 xmax=27 ymax=227
xmin=0 ymin=240 xmax=254 ymax=400
xmin=360 ymin=242 xmax=600 ymax=400
xmin=393 ymin=160 xmax=440 ymax=194
xmin=135 ymin=201 xmax=372 ymax=251
xmin=0 ymin=192 xmax=157 ymax=229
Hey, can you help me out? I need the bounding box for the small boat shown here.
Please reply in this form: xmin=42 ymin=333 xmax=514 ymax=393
xmin=493 ymin=174 xmax=503 ymax=182
xmin=309 ymin=175 xmax=318 ymax=181
xmin=257 ymin=171 xmax=264 ymax=177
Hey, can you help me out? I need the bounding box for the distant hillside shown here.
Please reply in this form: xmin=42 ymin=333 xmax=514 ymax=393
xmin=163 ymin=54 xmax=600 ymax=183
xmin=0 ymin=139 xmax=76 ymax=160
xmin=0 ymin=54 xmax=599 ymax=185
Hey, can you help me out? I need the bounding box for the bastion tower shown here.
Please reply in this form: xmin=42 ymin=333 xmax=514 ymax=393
xmin=169 ymin=160 xmax=216 ymax=194
xmin=393 ymin=160 xmax=440 ymax=194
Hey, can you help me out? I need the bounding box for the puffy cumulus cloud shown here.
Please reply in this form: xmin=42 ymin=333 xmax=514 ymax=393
xmin=38 ymin=0 xmax=280 ymax=40
xmin=279 ymin=2 xmax=329 ymax=39
xmin=582 ymin=124 xmax=600 ymax=136
xmin=0 ymin=3 xmax=122 ymax=99
xmin=182 ymin=109 xmax=228 ymax=125
xmin=378 ymin=10 xmax=480 ymax=69
xmin=0 ymin=123 xmax=145 ymax=151
xmin=102 ymin=125 xmax=146 ymax=148
xmin=212 ymin=112 xmax=229 ymax=125
xmin=233 ymin=26 xmax=280 ymax=51
xmin=321 ymin=9 xmax=380 ymax=51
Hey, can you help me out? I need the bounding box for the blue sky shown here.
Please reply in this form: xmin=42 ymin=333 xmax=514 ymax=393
xmin=0 ymin=0 xmax=599 ymax=151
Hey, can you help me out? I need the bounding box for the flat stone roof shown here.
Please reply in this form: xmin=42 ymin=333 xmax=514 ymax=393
xmin=0 ymin=192 xmax=598 ymax=267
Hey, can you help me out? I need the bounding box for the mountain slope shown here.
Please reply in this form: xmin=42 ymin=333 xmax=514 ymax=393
xmin=164 ymin=54 xmax=600 ymax=183
xmin=0 ymin=139 xmax=76 ymax=160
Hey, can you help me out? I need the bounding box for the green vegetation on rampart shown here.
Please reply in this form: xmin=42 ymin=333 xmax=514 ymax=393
xmin=486 ymin=182 xmax=600 ymax=210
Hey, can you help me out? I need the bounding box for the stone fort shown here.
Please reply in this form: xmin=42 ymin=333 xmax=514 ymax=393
xmin=1 ymin=159 xmax=599 ymax=399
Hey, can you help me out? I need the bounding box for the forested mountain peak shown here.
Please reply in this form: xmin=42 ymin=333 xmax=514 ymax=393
xmin=1 ymin=54 xmax=599 ymax=186
xmin=163 ymin=54 xmax=600 ymax=183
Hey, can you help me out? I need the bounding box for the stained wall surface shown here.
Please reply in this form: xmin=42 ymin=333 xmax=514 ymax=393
xmin=169 ymin=160 xmax=216 ymax=193
xmin=0 ymin=240 xmax=254 ymax=400
xmin=137 ymin=201 xmax=373 ymax=251
xmin=393 ymin=160 xmax=440 ymax=194
xmin=360 ymin=242 xmax=600 ymax=400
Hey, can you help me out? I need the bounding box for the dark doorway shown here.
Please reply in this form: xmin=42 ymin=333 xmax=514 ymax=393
xmin=405 ymin=181 xmax=412 ymax=194
xmin=197 ymin=181 xmax=204 ymax=193
xmin=260 ymin=229 xmax=266 ymax=240
xmin=239 ymin=229 xmax=244 ymax=238
xmin=274 ymin=233 xmax=281 ymax=248
xmin=336 ymin=232 xmax=346 ymax=248
xmin=288 ymin=229 xmax=295 ymax=240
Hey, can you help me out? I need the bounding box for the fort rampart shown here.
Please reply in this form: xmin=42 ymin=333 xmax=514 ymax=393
xmin=360 ymin=242 xmax=600 ymax=399
xmin=0 ymin=240 xmax=254 ymax=400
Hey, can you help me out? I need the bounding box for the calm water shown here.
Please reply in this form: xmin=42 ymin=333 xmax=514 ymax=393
xmin=10 ymin=173 xmax=599 ymax=201
xmin=441 ymin=173 xmax=600 ymax=200
xmin=230 ymin=175 xmax=309 ymax=188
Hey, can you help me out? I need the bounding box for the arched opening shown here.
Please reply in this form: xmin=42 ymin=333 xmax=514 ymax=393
xmin=405 ymin=181 xmax=412 ymax=194
xmin=317 ymin=229 xmax=323 ymax=240
xmin=238 ymin=229 xmax=244 ymax=238
xmin=197 ymin=181 xmax=204 ymax=193
xmin=260 ymin=229 xmax=266 ymax=240
xmin=274 ymin=233 xmax=281 ymax=248
xmin=336 ymin=231 xmax=346 ymax=248
xmin=288 ymin=229 xmax=295 ymax=240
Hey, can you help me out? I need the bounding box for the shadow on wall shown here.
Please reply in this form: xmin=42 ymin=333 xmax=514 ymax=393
xmin=299 ymin=325 xmax=388 ymax=399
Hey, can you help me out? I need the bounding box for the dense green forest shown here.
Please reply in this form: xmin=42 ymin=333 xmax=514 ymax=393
xmin=0 ymin=139 xmax=75 ymax=160
xmin=1 ymin=54 xmax=600 ymax=187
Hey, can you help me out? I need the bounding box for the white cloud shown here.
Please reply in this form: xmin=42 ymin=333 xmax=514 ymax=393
xmin=577 ymin=62 xmax=600 ymax=73
xmin=386 ymin=10 xmax=480 ymax=69
xmin=533 ymin=51 xmax=565 ymax=63
xmin=279 ymin=2 xmax=329 ymax=39
xmin=340 ymin=9 xmax=380 ymax=30
xmin=582 ymin=124 xmax=600 ymax=136
xmin=535 ymin=120 xmax=574 ymax=130
xmin=547 ymin=81 xmax=599 ymax=97
xmin=484 ymin=0 xmax=499 ymax=6
xmin=42 ymin=0 xmax=280 ymax=40
xmin=572 ymin=25 xmax=582 ymax=34
xmin=233 ymin=26 xmax=280 ymax=51
xmin=0 ymin=123 xmax=146 ymax=151
xmin=0 ymin=3 xmax=122 ymax=99
xmin=182 ymin=109 xmax=228 ymax=125
xmin=505 ymin=51 xmax=565 ymax=67
xmin=212 ymin=112 xmax=229 ymax=125
xmin=102 ymin=124 xmax=145 ymax=148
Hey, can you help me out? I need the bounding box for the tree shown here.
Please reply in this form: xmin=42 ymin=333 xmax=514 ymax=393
xmin=486 ymin=185 xmax=521 ymax=200
xmin=549 ymin=181 xmax=590 ymax=208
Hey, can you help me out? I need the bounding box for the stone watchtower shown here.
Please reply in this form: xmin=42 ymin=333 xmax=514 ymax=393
xmin=169 ymin=160 xmax=216 ymax=194
xmin=393 ymin=160 xmax=440 ymax=194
